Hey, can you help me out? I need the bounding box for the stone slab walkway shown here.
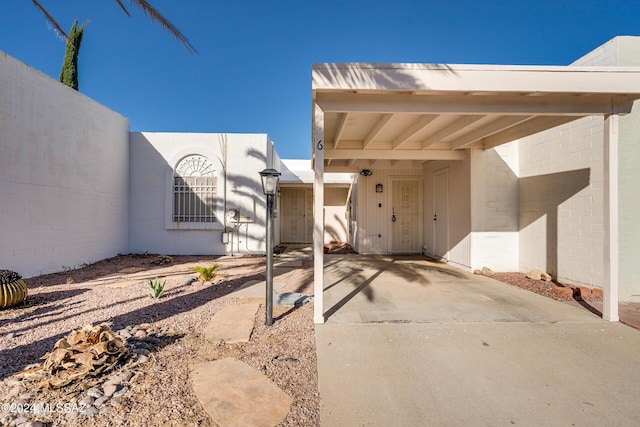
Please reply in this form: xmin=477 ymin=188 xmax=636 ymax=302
xmin=203 ymin=303 xmax=260 ymax=344
xmin=191 ymin=358 xmax=292 ymax=427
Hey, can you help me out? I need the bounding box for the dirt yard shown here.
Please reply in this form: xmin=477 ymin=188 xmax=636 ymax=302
xmin=0 ymin=254 xmax=318 ymax=427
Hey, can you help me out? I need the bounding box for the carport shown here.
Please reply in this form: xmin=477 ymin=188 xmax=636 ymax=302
xmin=311 ymin=63 xmax=640 ymax=324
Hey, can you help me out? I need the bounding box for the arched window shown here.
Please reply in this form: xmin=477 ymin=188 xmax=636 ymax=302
xmin=173 ymin=155 xmax=217 ymax=222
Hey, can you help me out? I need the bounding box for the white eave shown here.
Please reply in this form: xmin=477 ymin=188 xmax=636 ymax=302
xmin=311 ymin=63 xmax=640 ymax=172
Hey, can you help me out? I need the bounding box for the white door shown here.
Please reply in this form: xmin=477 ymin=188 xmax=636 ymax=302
xmin=391 ymin=179 xmax=422 ymax=253
xmin=433 ymin=169 xmax=449 ymax=260
xmin=281 ymin=188 xmax=312 ymax=243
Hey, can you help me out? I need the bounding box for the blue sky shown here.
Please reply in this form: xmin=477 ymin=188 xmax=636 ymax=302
xmin=1 ymin=1 xmax=639 ymax=159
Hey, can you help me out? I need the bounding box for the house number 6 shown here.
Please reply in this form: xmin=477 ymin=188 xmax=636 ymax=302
xmin=317 ymin=140 xmax=323 ymax=150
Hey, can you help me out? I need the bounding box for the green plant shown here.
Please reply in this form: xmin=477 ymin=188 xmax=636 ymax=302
xmin=193 ymin=265 xmax=221 ymax=283
xmin=148 ymin=277 xmax=165 ymax=299
xmin=59 ymin=20 xmax=88 ymax=90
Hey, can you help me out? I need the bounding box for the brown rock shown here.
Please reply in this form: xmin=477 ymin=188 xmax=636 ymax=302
xmin=473 ymin=270 xmax=482 ymax=275
xmin=552 ymin=286 xmax=573 ymax=298
xmin=592 ymin=288 xmax=604 ymax=298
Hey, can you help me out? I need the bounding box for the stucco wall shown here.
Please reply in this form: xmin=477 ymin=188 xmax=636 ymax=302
xmin=0 ymin=51 xmax=130 ymax=278
xmin=128 ymin=132 xmax=273 ymax=255
xmin=518 ymin=36 xmax=640 ymax=299
xmin=324 ymin=187 xmax=349 ymax=243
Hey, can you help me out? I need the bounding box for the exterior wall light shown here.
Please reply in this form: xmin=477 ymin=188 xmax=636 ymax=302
xmin=259 ymin=168 xmax=281 ymax=326
xmin=376 ymin=183 xmax=383 ymax=193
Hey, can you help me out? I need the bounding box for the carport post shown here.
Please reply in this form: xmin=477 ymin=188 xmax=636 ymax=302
xmin=313 ymin=104 xmax=325 ymax=324
xmin=603 ymin=113 xmax=619 ymax=322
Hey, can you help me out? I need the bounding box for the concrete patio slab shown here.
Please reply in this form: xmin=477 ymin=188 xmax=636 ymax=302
xmin=322 ymin=255 xmax=601 ymax=324
xmin=191 ymin=358 xmax=292 ymax=427
xmin=316 ymin=255 xmax=640 ymax=426
xmin=203 ymin=303 xmax=259 ymax=344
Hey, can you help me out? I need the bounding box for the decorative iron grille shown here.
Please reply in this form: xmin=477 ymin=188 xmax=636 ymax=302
xmin=173 ymin=155 xmax=217 ymax=222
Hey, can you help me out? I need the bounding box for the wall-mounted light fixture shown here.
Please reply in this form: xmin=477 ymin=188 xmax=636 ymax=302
xmin=360 ymin=169 xmax=372 ymax=176
xmin=376 ymin=183 xmax=383 ymax=193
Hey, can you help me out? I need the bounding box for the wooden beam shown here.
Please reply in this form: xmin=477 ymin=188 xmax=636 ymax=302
xmin=422 ymin=115 xmax=485 ymax=148
xmin=316 ymin=92 xmax=635 ymax=116
xmin=393 ymin=115 xmax=439 ymax=149
xmin=450 ymin=116 xmax=533 ymax=149
xmin=363 ymin=113 xmax=394 ymax=149
xmin=326 ymin=149 xmax=465 ymax=161
xmin=334 ymin=113 xmax=349 ymax=149
xmin=482 ymin=116 xmax=578 ymax=150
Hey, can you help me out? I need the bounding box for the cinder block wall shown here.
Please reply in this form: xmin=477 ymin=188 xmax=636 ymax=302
xmin=0 ymin=52 xmax=130 ymax=278
xmin=518 ymin=36 xmax=640 ymax=300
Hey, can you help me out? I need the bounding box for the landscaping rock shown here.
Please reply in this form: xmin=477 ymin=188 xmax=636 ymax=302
xmin=86 ymin=387 xmax=103 ymax=398
xmin=13 ymin=416 xmax=28 ymax=426
xmin=79 ymin=395 xmax=95 ymax=407
xmin=81 ymin=406 xmax=99 ymax=416
xmin=481 ymin=266 xmax=494 ymax=277
xmin=526 ymin=269 xmax=543 ymax=280
xmin=191 ymin=358 xmax=293 ymax=427
xmin=103 ymin=384 xmax=118 ymax=397
xmin=94 ymin=396 xmax=110 ymax=407
xmin=133 ymin=330 xmax=148 ymax=340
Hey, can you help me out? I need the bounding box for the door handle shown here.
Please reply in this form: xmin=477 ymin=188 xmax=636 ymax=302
xmin=392 ymin=209 xmax=396 ymax=222
xmin=433 ymin=214 xmax=437 ymax=221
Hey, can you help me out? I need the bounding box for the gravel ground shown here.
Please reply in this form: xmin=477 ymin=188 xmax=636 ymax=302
xmin=490 ymin=272 xmax=602 ymax=303
xmin=0 ymin=254 xmax=318 ymax=427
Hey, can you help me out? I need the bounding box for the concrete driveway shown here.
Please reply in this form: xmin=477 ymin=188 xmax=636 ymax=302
xmin=315 ymin=255 xmax=640 ymax=426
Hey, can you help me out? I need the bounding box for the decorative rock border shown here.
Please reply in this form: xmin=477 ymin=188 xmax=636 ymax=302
xmin=0 ymin=323 xmax=173 ymax=426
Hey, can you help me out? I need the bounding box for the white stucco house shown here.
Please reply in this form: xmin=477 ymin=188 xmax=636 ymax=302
xmin=0 ymin=48 xmax=356 ymax=280
xmin=310 ymin=36 xmax=640 ymax=323
xmin=3 ymin=36 xmax=640 ymax=325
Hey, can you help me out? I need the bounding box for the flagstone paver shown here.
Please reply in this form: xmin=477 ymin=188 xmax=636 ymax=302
xmin=203 ymin=303 xmax=260 ymax=344
xmin=191 ymin=358 xmax=292 ymax=427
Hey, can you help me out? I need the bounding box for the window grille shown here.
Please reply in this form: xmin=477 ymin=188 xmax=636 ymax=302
xmin=173 ymin=155 xmax=217 ymax=223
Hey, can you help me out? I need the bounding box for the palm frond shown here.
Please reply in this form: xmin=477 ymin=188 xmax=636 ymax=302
xmin=31 ymin=0 xmax=68 ymax=39
xmin=114 ymin=0 xmax=132 ymax=17
xmin=125 ymin=0 xmax=196 ymax=55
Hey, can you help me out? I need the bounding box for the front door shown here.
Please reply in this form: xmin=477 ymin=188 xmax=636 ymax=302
xmin=391 ymin=179 xmax=422 ymax=253
xmin=281 ymin=188 xmax=312 ymax=243
xmin=433 ymin=169 xmax=449 ymax=260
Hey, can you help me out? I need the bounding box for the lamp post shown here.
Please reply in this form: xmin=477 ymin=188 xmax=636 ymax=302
xmin=259 ymin=168 xmax=281 ymax=326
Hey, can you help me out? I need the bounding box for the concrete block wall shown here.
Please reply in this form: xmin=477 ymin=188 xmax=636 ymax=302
xmin=128 ymin=132 xmax=273 ymax=255
xmin=469 ymin=145 xmax=520 ymax=272
xmin=518 ymin=36 xmax=640 ymax=299
xmin=0 ymin=51 xmax=130 ymax=278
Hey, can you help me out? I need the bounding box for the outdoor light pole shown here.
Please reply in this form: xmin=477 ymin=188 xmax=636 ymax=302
xmin=259 ymin=168 xmax=281 ymax=326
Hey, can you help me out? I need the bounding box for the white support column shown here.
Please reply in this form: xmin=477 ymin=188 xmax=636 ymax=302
xmin=603 ymin=113 xmax=619 ymax=322
xmin=313 ymin=104 xmax=325 ymax=324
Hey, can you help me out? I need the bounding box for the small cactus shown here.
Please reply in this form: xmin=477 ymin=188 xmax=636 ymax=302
xmin=0 ymin=270 xmax=28 ymax=309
